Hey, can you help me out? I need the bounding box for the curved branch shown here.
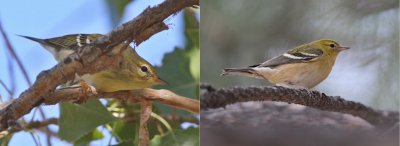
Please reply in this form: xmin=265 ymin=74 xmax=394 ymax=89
xmin=43 ymin=87 xmax=199 ymax=114
xmin=0 ymin=0 xmax=199 ymax=131
xmin=201 ymin=85 xmax=398 ymax=128
xmin=1 ymin=20 xmax=54 ymax=144
xmin=139 ymin=100 xmax=152 ymax=146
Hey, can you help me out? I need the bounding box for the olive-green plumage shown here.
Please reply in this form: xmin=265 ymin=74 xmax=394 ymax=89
xmin=222 ymin=39 xmax=350 ymax=89
xmin=21 ymin=34 xmax=166 ymax=92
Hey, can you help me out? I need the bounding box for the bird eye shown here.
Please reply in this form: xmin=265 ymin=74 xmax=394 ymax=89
xmin=329 ymin=43 xmax=335 ymax=48
xmin=140 ymin=66 xmax=148 ymax=72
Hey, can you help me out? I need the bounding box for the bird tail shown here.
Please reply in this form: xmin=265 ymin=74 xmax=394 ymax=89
xmin=221 ymin=68 xmax=256 ymax=77
xmin=18 ymin=35 xmax=44 ymax=43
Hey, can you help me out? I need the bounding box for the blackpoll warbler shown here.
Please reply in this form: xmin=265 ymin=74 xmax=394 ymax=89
xmin=21 ymin=34 xmax=166 ymax=92
xmin=222 ymin=39 xmax=349 ymax=89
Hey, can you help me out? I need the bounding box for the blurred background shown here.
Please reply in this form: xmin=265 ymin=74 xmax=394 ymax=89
xmin=201 ymin=0 xmax=399 ymax=110
xmin=0 ymin=0 xmax=199 ymax=145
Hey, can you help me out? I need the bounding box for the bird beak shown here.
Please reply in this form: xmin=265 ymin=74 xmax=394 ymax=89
xmin=338 ymin=46 xmax=350 ymax=51
xmin=155 ymin=77 xmax=168 ymax=85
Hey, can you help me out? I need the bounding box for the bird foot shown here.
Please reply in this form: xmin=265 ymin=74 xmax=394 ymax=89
xmin=75 ymin=80 xmax=97 ymax=104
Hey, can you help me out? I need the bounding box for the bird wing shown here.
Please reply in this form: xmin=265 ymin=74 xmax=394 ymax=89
xmin=44 ymin=34 xmax=103 ymax=50
xmin=251 ymin=47 xmax=323 ymax=68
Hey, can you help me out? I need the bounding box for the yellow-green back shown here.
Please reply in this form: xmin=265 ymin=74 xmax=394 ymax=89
xmin=82 ymin=47 xmax=165 ymax=92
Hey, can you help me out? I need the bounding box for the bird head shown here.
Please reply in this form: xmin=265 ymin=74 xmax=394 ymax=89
xmin=126 ymin=48 xmax=167 ymax=87
xmin=313 ymin=39 xmax=350 ymax=55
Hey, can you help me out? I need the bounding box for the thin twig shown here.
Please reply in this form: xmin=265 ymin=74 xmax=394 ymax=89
xmin=0 ymin=19 xmax=53 ymax=145
xmin=0 ymin=18 xmax=51 ymax=146
xmin=139 ymin=100 xmax=152 ymax=146
xmin=0 ymin=0 xmax=199 ymax=131
xmin=0 ymin=20 xmax=32 ymax=86
xmin=6 ymin=56 xmax=15 ymax=97
xmin=123 ymin=114 xmax=199 ymax=125
xmin=33 ymin=108 xmax=53 ymax=146
xmin=28 ymin=131 xmax=41 ymax=146
xmin=0 ymin=80 xmax=12 ymax=97
xmin=0 ymin=118 xmax=58 ymax=138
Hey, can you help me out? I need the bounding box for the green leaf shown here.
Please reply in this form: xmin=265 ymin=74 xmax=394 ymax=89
xmin=153 ymin=8 xmax=200 ymax=116
xmin=0 ymin=134 xmax=12 ymax=146
xmin=111 ymin=120 xmax=139 ymax=143
xmin=188 ymin=47 xmax=200 ymax=83
xmin=155 ymin=48 xmax=197 ymax=99
xmin=184 ymin=9 xmax=200 ymax=82
xmin=110 ymin=119 xmax=168 ymax=145
xmin=150 ymin=127 xmax=199 ymax=146
xmin=184 ymin=9 xmax=200 ymax=49
xmin=74 ymin=129 xmax=104 ymax=146
xmin=114 ymin=140 xmax=135 ymax=146
xmin=154 ymin=48 xmax=198 ymax=115
xmin=59 ymin=99 xmax=116 ymax=142
xmin=105 ymin=0 xmax=132 ymax=27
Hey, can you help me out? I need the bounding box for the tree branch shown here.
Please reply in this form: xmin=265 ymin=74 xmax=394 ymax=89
xmin=139 ymin=100 xmax=152 ymax=146
xmin=0 ymin=0 xmax=199 ymax=131
xmin=201 ymin=85 xmax=398 ymax=128
xmin=1 ymin=21 xmax=53 ymax=144
xmin=42 ymin=87 xmax=199 ymax=114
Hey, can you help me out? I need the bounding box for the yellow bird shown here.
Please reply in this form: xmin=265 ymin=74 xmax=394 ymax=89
xmin=222 ymin=39 xmax=349 ymax=89
xmin=21 ymin=34 xmax=166 ymax=92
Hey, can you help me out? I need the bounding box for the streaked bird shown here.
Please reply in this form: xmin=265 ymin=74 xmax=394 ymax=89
xmin=21 ymin=34 xmax=166 ymax=92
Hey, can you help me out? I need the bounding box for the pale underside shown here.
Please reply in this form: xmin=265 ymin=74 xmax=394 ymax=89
xmin=252 ymin=58 xmax=334 ymax=89
xmin=81 ymin=68 xmax=152 ymax=92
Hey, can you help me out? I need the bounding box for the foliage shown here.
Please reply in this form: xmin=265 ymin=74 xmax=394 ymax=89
xmin=55 ymin=7 xmax=200 ymax=146
xmin=151 ymin=127 xmax=199 ymax=146
xmin=0 ymin=0 xmax=200 ymax=146
xmin=105 ymin=0 xmax=133 ymax=27
xmin=154 ymin=9 xmax=200 ymax=116
xmin=0 ymin=1 xmax=199 ymax=146
xmin=59 ymin=99 xmax=116 ymax=142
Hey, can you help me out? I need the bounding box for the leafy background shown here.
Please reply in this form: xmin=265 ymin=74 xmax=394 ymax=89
xmin=0 ymin=0 xmax=199 ymax=145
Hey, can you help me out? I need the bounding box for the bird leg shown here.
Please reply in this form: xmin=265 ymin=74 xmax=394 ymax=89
xmin=75 ymin=80 xmax=97 ymax=103
xmin=59 ymin=80 xmax=97 ymax=103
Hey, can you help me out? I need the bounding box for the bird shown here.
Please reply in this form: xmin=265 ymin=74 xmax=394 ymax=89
xmin=20 ymin=34 xmax=167 ymax=92
xmin=221 ymin=39 xmax=350 ymax=89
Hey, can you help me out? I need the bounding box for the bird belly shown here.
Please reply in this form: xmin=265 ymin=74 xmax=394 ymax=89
xmin=56 ymin=50 xmax=75 ymax=62
xmin=252 ymin=67 xmax=275 ymax=80
xmin=80 ymin=70 xmax=152 ymax=92
xmin=267 ymin=61 xmax=333 ymax=89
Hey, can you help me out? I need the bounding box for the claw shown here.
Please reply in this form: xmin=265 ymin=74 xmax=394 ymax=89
xmin=76 ymin=80 xmax=97 ymax=103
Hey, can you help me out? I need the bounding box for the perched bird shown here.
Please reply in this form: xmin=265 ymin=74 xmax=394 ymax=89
xmin=221 ymin=39 xmax=349 ymax=89
xmin=20 ymin=34 xmax=166 ymax=92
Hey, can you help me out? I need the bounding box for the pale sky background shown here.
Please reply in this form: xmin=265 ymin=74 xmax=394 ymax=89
xmin=0 ymin=0 xmax=186 ymax=145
